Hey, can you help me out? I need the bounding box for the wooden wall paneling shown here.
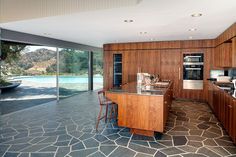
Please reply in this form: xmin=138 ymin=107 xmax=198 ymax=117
xmin=203 ymin=48 xmax=212 ymax=101
xmin=122 ymin=51 xmax=129 ymax=85
xmin=160 ymin=49 xmax=181 ymax=98
xmin=127 ymin=50 xmax=139 ymax=82
xmin=181 ymin=40 xmax=215 ymax=49
xmin=103 ymin=50 xmax=113 ymax=89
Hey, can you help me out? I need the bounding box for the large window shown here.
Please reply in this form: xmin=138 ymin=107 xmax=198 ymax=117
xmin=0 ymin=41 xmax=103 ymax=114
xmin=59 ymin=48 xmax=89 ymax=98
xmin=0 ymin=42 xmax=57 ymax=114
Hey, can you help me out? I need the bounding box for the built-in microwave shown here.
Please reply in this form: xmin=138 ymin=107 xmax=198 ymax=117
xmin=183 ymin=53 xmax=204 ymax=90
xmin=183 ymin=53 xmax=204 ymax=63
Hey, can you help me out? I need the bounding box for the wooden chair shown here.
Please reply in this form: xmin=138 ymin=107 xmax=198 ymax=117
xmin=95 ymin=90 xmax=117 ymax=130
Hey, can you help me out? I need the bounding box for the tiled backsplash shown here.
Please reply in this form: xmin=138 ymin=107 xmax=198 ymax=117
xmin=210 ymin=70 xmax=224 ymax=78
xmin=229 ymin=68 xmax=236 ymax=78
xmin=210 ymin=69 xmax=236 ymax=79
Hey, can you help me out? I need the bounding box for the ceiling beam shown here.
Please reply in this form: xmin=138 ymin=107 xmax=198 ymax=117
xmin=0 ymin=28 xmax=102 ymax=52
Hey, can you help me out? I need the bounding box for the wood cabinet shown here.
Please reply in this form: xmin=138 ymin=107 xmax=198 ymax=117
xmin=105 ymin=82 xmax=173 ymax=136
xmin=233 ymin=99 xmax=236 ymax=143
xmin=160 ymin=50 xmax=181 ymax=98
xmin=104 ymin=46 xmax=212 ymax=101
xmin=212 ymin=83 xmax=236 ymax=143
xmin=214 ymin=42 xmax=234 ymax=68
xmin=208 ymin=81 xmax=213 ymax=109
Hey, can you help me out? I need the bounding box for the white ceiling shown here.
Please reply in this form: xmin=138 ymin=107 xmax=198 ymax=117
xmin=1 ymin=0 xmax=236 ymax=47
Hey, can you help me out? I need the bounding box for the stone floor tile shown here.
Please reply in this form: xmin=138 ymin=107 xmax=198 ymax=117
xmin=100 ymin=145 xmax=117 ymax=155
xmin=31 ymin=153 xmax=55 ymax=157
xmin=83 ymin=138 xmax=99 ymax=148
xmin=135 ymin=153 xmax=153 ymax=157
xmin=154 ymin=151 xmax=167 ymax=157
xmin=69 ymin=148 xmax=98 ymax=157
xmin=197 ymin=147 xmax=221 ymax=157
xmin=129 ymin=143 xmax=157 ymax=155
xmin=3 ymin=152 xmax=19 ymax=157
xmin=72 ymin=141 xmax=85 ymax=150
xmin=55 ymin=146 xmax=70 ymax=157
xmin=160 ymin=147 xmax=184 ymax=155
xmin=109 ymin=146 xmax=136 ymax=157
xmin=132 ymin=134 xmax=154 ymax=141
xmin=18 ymin=153 xmax=30 ymax=157
xmin=130 ymin=140 xmax=149 ymax=147
xmin=94 ymin=134 xmax=108 ymax=142
xmin=107 ymin=134 xmax=120 ymax=140
xmin=89 ymin=151 xmax=106 ymax=157
xmin=115 ymin=137 xmax=130 ymax=146
xmin=0 ymin=145 xmax=10 ymax=157
xmin=39 ymin=146 xmax=57 ymax=152
xmin=8 ymin=143 xmax=31 ymax=152
xmin=182 ymin=153 xmax=208 ymax=157
xmin=173 ymin=136 xmax=187 ymax=146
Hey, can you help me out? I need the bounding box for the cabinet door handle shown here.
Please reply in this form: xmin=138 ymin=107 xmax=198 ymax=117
xmin=178 ymin=67 xmax=181 ymax=80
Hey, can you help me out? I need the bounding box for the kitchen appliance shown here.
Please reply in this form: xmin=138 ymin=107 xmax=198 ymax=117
xmin=232 ymin=79 xmax=236 ymax=89
xmin=216 ymin=76 xmax=231 ymax=83
xmin=183 ymin=53 xmax=204 ymax=90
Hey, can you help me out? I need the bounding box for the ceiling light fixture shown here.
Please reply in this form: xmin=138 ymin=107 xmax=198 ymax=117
xmin=189 ymin=36 xmax=193 ymax=39
xmin=124 ymin=19 xmax=134 ymax=23
xmin=139 ymin=31 xmax=147 ymax=35
xmin=191 ymin=13 xmax=202 ymax=17
xmin=43 ymin=33 xmax=51 ymax=36
xmin=188 ymin=28 xmax=197 ymax=31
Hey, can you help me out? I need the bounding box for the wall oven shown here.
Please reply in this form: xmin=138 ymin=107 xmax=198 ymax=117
xmin=183 ymin=53 xmax=204 ymax=90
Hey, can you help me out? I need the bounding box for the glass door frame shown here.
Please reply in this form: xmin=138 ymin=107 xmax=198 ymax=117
xmin=56 ymin=49 xmax=94 ymax=102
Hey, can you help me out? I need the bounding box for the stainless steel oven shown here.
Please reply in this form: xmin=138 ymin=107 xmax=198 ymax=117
xmin=183 ymin=53 xmax=204 ymax=90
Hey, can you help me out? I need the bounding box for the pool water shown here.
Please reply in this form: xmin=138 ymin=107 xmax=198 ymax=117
xmin=15 ymin=76 xmax=103 ymax=84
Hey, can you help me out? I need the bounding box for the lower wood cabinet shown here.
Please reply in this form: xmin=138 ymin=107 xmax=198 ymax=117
xmin=212 ymin=83 xmax=236 ymax=143
xmin=233 ymin=99 xmax=236 ymax=143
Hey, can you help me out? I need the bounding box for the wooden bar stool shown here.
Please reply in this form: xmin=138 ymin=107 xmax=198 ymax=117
xmin=96 ymin=90 xmax=117 ymax=130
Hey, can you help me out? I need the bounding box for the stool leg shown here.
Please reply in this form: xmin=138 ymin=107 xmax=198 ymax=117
xmin=109 ymin=105 xmax=114 ymax=121
xmin=105 ymin=104 xmax=109 ymax=123
xmin=96 ymin=106 xmax=103 ymax=130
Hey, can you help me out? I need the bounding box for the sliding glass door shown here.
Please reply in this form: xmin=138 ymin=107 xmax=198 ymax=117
xmin=58 ymin=48 xmax=89 ymax=99
xmin=93 ymin=51 xmax=103 ymax=90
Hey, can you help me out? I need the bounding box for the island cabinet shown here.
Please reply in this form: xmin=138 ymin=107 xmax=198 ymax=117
xmin=105 ymin=82 xmax=173 ymax=137
xmin=211 ymin=83 xmax=236 ymax=143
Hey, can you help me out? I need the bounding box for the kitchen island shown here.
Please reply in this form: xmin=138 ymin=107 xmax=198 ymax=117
xmin=105 ymin=82 xmax=173 ymax=136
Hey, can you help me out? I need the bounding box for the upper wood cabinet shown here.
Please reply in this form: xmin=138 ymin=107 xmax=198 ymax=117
xmin=214 ymin=40 xmax=236 ymax=68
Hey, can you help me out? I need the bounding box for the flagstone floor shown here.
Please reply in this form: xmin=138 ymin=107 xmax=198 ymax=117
xmin=0 ymin=91 xmax=236 ymax=157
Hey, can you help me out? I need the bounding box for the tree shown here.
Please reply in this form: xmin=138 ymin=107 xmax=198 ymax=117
xmin=0 ymin=41 xmax=26 ymax=82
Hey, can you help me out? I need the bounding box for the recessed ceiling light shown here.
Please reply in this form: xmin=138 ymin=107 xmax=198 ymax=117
xmin=124 ymin=19 xmax=134 ymax=23
xmin=43 ymin=33 xmax=51 ymax=36
xmin=191 ymin=13 xmax=202 ymax=17
xmin=188 ymin=28 xmax=197 ymax=31
xmin=139 ymin=31 xmax=147 ymax=35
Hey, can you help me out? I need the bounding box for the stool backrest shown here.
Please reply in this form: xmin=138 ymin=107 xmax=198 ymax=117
xmin=98 ymin=89 xmax=106 ymax=105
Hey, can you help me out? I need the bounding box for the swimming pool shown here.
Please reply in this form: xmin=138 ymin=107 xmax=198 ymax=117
xmin=15 ymin=76 xmax=103 ymax=84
